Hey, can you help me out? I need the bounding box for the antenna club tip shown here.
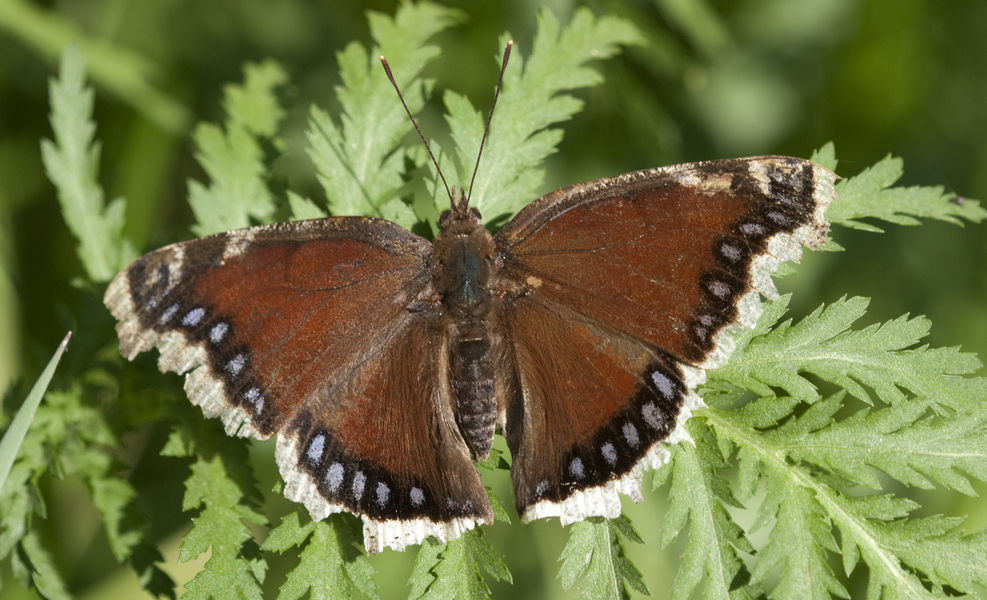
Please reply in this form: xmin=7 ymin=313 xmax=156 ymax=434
xmin=379 ymin=55 xmax=386 ymax=62
xmin=507 ymin=40 xmax=513 ymax=46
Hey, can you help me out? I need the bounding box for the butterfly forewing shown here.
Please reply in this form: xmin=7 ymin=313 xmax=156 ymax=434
xmin=106 ymin=217 xmax=492 ymax=550
xmin=493 ymin=156 xmax=834 ymax=520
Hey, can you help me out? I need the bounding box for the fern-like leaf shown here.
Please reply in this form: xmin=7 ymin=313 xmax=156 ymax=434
xmin=188 ymin=60 xmax=289 ymax=235
xmin=558 ymin=515 xmax=649 ymax=600
xmin=441 ymin=7 xmax=642 ymax=222
xmin=408 ymin=527 xmax=512 ymax=600
xmin=655 ymin=424 xmax=762 ymax=600
xmin=262 ymin=512 xmax=378 ymax=600
xmin=826 ymin=153 xmax=987 ymax=231
xmin=702 ymin=288 xmax=987 ymax=598
xmin=713 ymin=295 xmax=982 ymax=411
xmin=305 ymin=1 xmax=462 ymax=226
xmin=40 ymin=46 xmax=136 ymax=281
xmin=162 ymin=420 xmax=267 ymax=600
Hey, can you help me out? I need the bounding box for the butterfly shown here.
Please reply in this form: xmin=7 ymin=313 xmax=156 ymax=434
xmin=104 ymin=43 xmax=835 ymax=553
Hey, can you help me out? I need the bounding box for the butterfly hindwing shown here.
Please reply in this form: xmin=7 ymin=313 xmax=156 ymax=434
xmin=500 ymin=293 xmax=703 ymax=523
xmin=278 ymin=315 xmax=492 ymax=553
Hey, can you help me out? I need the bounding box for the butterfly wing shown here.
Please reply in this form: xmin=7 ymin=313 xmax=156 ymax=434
xmin=105 ymin=218 xmax=491 ymax=552
xmin=493 ymin=156 xmax=836 ymax=522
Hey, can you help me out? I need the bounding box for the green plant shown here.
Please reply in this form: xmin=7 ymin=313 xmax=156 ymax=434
xmin=4 ymin=2 xmax=987 ymax=599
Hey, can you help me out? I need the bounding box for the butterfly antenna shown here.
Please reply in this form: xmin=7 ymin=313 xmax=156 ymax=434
xmin=380 ymin=55 xmax=453 ymax=204
xmin=466 ymin=41 xmax=512 ymax=205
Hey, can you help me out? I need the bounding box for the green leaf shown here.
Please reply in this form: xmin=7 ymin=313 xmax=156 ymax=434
xmin=409 ymin=538 xmax=445 ymax=599
xmin=863 ymin=515 xmax=987 ymax=597
xmin=1 ymin=369 xmax=175 ymax=599
xmin=809 ymin=141 xmax=838 ymax=172
xmin=656 ymin=427 xmax=761 ymax=600
xmin=409 ymin=527 xmax=511 ymax=600
xmin=223 ymin=60 xmax=289 ymax=138
xmin=787 ymin=397 xmax=987 ymax=494
xmin=442 ymin=7 xmax=642 ymax=222
xmin=712 ymin=295 xmax=983 ymax=411
xmin=287 ymin=191 xmax=328 ymax=221
xmin=262 ymin=512 xmax=378 ymax=600
xmin=827 ymin=153 xmax=987 ymax=231
xmin=0 ymin=332 xmax=69 ymax=491
xmin=748 ymin=463 xmax=848 ymax=600
xmin=702 ymin=291 xmax=987 ymax=598
xmin=188 ymin=60 xmax=289 ymax=235
xmin=171 ymin=420 xmax=267 ymax=600
xmin=306 ymin=1 xmax=462 ymax=225
xmin=558 ymin=516 xmax=649 ymax=600
xmin=21 ymin=530 xmax=71 ymax=600
xmin=41 ymin=46 xmax=136 ymax=281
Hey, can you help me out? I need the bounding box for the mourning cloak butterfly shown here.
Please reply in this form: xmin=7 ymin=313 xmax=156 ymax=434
xmin=104 ymin=48 xmax=835 ymax=554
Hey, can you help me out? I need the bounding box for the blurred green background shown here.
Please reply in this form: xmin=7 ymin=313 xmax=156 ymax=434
xmin=1 ymin=0 xmax=985 ymax=598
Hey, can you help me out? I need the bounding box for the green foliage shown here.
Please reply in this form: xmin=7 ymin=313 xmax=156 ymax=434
xmin=686 ymin=293 xmax=987 ymax=599
xmin=305 ymin=1 xmax=463 ymax=226
xmin=40 ymin=46 xmax=136 ymax=282
xmin=711 ymin=296 xmax=983 ymax=411
xmin=408 ymin=456 xmax=513 ymax=599
xmin=654 ymin=428 xmax=763 ymax=599
xmin=161 ymin=418 xmax=268 ymax=599
xmin=11 ymin=2 xmax=987 ymax=600
xmin=440 ymin=8 xmax=642 ymax=222
xmin=826 ymin=153 xmax=987 ymax=232
xmin=0 ymin=333 xmax=69 ymax=491
xmin=262 ymin=512 xmax=378 ymax=600
xmin=558 ymin=516 xmax=649 ymax=600
xmin=0 ymin=0 xmax=191 ymax=133
xmin=408 ymin=528 xmax=512 ymax=600
xmin=1 ymin=381 xmax=173 ymax=598
xmin=187 ymin=60 xmax=289 ymax=236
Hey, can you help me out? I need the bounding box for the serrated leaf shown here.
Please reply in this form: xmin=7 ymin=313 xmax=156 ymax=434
xmin=442 ymin=8 xmax=642 ymax=221
xmin=713 ymin=295 xmax=983 ymax=411
xmin=809 ymin=141 xmax=838 ymax=172
xmin=873 ymin=516 xmax=987 ymax=596
xmin=657 ymin=427 xmax=760 ymax=600
xmin=287 ymin=191 xmax=328 ymax=220
xmin=307 ymin=1 xmax=461 ymax=224
xmin=559 ymin=516 xmax=648 ymax=600
xmin=703 ymin=291 xmax=987 ymax=599
xmin=188 ymin=61 xmax=289 ymax=235
xmin=749 ymin=469 xmax=847 ymax=600
xmin=223 ymin=60 xmax=289 ymax=138
xmin=409 ymin=538 xmax=445 ymax=599
xmin=827 ymin=153 xmax=987 ymax=231
xmin=41 ymin=47 xmax=135 ymax=281
xmin=410 ymin=527 xmax=511 ymax=600
xmin=0 ymin=371 xmax=175 ymax=599
xmin=176 ymin=423 xmax=267 ymax=600
xmin=262 ymin=512 xmax=378 ymax=600
xmin=787 ymin=399 xmax=987 ymax=494
xmin=21 ymin=531 xmax=71 ymax=600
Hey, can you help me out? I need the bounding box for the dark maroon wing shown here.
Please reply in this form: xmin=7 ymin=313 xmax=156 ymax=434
xmin=493 ymin=156 xmax=835 ymax=522
xmin=104 ymin=218 xmax=491 ymax=552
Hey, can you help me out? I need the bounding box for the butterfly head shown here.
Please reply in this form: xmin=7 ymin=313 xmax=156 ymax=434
xmin=438 ymin=185 xmax=483 ymax=236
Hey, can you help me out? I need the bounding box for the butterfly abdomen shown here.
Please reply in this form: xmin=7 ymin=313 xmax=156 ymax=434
xmin=449 ymin=323 xmax=497 ymax=460
xmin=433 ymin=204 xmax=502 ymax=461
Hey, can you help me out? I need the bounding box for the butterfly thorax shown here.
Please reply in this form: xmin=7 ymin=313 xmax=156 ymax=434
xmin=432 ymin=204 xmax=500 ymax=460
